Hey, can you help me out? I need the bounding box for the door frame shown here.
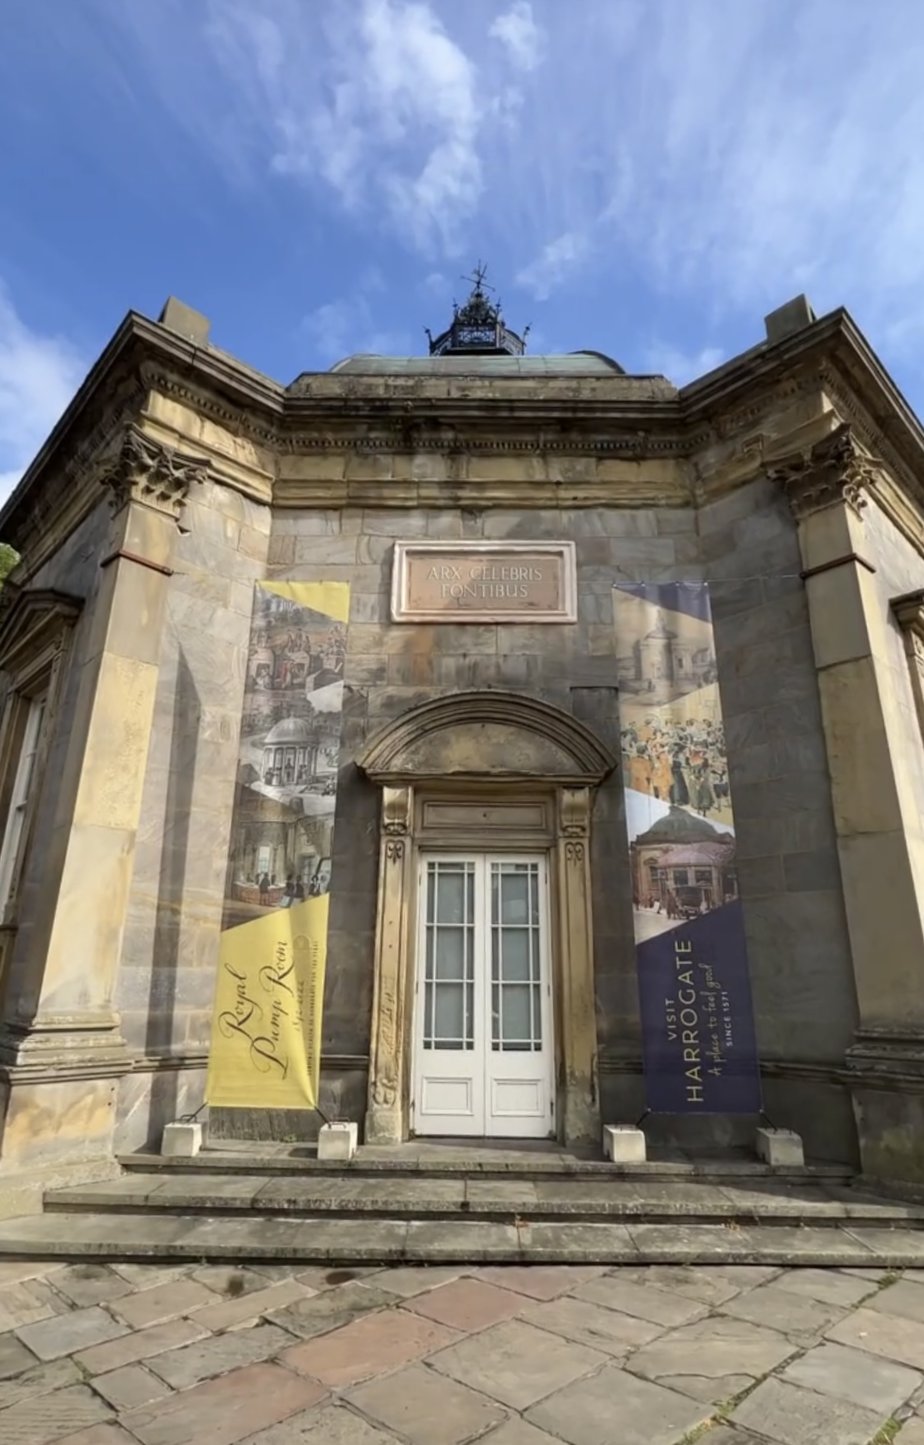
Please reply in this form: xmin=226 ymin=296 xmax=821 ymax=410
xmin=410 ymin=849 xmax=556 ymax=1139
xmin=357 ymin=690 xmax=615 ymax=1151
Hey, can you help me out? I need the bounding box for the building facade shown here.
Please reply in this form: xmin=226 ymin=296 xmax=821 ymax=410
xmin=1 ymin=280 xmax=924 ymax=1211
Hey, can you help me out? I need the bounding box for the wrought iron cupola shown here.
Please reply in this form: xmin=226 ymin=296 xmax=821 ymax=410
xmin=426 ymin=263 xmax=529 ymax=357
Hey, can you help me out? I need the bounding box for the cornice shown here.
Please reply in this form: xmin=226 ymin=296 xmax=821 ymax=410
xmin=3 ymin=302 xmax=924 ymax=564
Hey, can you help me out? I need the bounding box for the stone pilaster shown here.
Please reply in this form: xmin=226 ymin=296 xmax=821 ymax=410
xmin=364 ymin=785 xmax=414 ymax=1145
xmin=772 ymin=422 xmax=924 ymax=1185
xmin=554 ymin=786 xmax=600 ymax=1148
xmin=0 ymin=426 xmax=210 ymax=1210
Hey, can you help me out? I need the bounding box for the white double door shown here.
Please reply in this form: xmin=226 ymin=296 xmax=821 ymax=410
xmin=412 ymin=853 xmax=555 ymax=1138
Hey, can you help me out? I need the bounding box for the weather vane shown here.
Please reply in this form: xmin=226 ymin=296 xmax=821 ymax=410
xmin=462 ymin=261 xmax=494 ymax=294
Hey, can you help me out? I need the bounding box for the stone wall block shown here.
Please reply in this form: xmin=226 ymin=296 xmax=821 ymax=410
xmin=267 ymin=534 xmax=296 ymax=566
xmin=427 ymin=624 xmax=498 ymax=655
xmin=697 ymin=477 xmax=778 ymax=533
xmin=732 ymin=505 xmax=792 ymax=550
xmin=576 ymin=593 xmax=616 ymax=625
xmin=495 ymin=623 xmax=573 ymax=656
xmin=182 ymin=498 xmax=242 ymax=551
xmin=362 ymin=509 xmax=428 ymax=536
xmin=279 ymin=455 xmax=347 ymax=484
xmin=735 ymin=807 xmax=833 ymax=859
xmin=574 ymin=537 xmax=611 ymax=566
xmin=782 ymin=848 xmax=842 ymax=893
xmin=349 ymin=592 xmax=389 ymax=624
xmin=425 ymin=510 xmax=464 ymax=537
xmin=466 ymin=455 xmax=548 ymax=484
xmin=736 ymin=854 xmax=786 ymax=898
xmin=357 ymin=535 xmax=395 ymax=564
xmin=482 ymin=509 xmax=570 ymax=539
xmin=270 ymin=509 xmax=342 ymax=536
xmin=238 ymin=522 xmax=271 ymax=563
xmin=606 ymin=537 xmax=677 ymax=568
xmin=292 ymin=533 xmax=359 ymax=565
xmin=344 ymin=655 xmax=388 ymax=686
xmin=743 ymin=892 xmax=858 ymax=1057
xmin=655 ymin=508 xmax=697 ymax=535
xmin=103 ymin=562 xmax=173 ymax=667
xmin=348 ymin=563 xmax=390 ymax=594
xmin=546 ymin=457 xmax=597 ymax=484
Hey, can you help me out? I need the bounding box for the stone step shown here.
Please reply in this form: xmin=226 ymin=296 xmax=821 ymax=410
xmin=119 ymin=1149 xmax=854 ymax=1183
xmin=43 ymin=1172 xmax=924 ymax=1228
xmin=2 ymin=1209 xmax=924 ymax=1267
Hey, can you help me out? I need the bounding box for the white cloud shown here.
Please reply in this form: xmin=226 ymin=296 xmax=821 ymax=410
xmin=489 ymin=2 xmax=544 ymax=72
xmin=200 ymin=0 xmax=492 ymax=255
xmin=0 ymin=286 xmax=85 ymax=507
xmin=643 ymin=342 xmax=725 ymax=385
xmin=302 ymin=292 xmax=411 ymax=364
xmin=96 ymin=0 xmax=924 ymax=369
xmin=517 ymin=231 xmax=590 ymax=300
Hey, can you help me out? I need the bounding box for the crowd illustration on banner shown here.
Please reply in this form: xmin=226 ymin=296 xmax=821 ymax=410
xmin=621 ymin=714 xmax=730 ymax=822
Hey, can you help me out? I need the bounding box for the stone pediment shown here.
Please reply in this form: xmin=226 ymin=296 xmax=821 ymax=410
xmin=358 ymin=691 xmax=615 ymax=786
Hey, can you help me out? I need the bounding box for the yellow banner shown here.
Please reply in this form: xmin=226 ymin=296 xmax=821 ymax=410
xmin=262 ymin=580 xmax=350 ymax=624
xmin=205 ymin=895 xmax=327 ymax=1109
xmin=206 ymin=577 xmax=349 ymax=1110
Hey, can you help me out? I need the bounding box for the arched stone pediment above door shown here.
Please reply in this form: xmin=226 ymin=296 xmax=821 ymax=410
xmin=357 ymin=691 xmax=616 ymax=786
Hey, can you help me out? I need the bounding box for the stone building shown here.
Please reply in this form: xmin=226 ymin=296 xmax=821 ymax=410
xmin=1 ymin=274 xmax=924 ymax=1211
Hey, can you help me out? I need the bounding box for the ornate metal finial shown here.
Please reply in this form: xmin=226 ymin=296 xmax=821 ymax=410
xmin=427 ymin=263 xmax=528 ymax=358
xmin=462 ymin=261 xmax=494 ymax=296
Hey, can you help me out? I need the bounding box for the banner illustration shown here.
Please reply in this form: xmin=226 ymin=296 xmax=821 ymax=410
xmin=612 ymin=582 xmax=762 ymax=1114
xmin=206 ymin=581 xmax=349 ymax=1109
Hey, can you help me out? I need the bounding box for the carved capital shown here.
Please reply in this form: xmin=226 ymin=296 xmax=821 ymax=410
xmin=381 ymin=785 xmax=412 ymax=836
xmin=769 ymin=423 xmax=879 ymax=522
xmin=559 ymin=785 xmax=591 ymax=839
xmin=101 ymin=425 xmax=211 ymax=518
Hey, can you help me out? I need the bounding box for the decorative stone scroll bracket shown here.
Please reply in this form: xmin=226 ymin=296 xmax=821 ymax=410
xmin=100 ymin=425 xmax=212 ymax=519
xmin=892 ymin=590 xmax=924 ymax=740
xmin=768 ymin=422 xmax=881 ymax=521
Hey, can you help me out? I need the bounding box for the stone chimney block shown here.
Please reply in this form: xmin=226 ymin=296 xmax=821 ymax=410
xmin=764 ymin=296 xmax=816 ymax=345
xmin=158 ymin=297 xmax=211 ymax=346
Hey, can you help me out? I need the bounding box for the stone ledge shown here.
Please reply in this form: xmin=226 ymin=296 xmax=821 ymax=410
xmin=42 ymin=1174 xmax=924 ymax=1228
xmin=115 ymin=1148 xmax=854 ymax=1180
xmin=2 ymin=1210 xmax=924 ymax=1267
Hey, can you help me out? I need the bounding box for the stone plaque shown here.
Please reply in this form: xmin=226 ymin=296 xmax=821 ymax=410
xmin=391 ymin=541 xmax=577 ymax=623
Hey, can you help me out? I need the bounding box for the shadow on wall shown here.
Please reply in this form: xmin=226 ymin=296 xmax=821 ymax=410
xmin=144 ymin=645 xmax=202 ymax=1147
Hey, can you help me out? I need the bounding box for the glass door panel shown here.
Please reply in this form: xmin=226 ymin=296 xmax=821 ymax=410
xmin=491 ymin=861 xmax=542 ymax=1053
xmin=422 ymin=861 xmax=474 ymax=1052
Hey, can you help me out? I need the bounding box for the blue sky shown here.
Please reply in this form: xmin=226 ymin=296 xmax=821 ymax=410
xmin=2 ymin=0 xmax=924 ymax=500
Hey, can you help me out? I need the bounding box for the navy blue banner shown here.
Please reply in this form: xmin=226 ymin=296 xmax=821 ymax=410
xmin=613 ymin=581 xmax=762 ymax=1115
xmin=636 ymin=900 xmax=762 ymax=1113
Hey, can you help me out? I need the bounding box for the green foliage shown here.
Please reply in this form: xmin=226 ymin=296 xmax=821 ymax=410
xmin=0 ymin=543 xmax=20 ymax=586
xmin=870 ymin=1419 xmax=901 ymax=1444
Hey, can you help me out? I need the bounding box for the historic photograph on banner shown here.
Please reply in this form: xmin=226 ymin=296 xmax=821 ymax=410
xmin=222 ymin=583 xmax=347 ymax=931
xmin=205 ymin=581 xmax=349 ymax=1112
xmin=613 ymin=581 xmax=761 ymax=1114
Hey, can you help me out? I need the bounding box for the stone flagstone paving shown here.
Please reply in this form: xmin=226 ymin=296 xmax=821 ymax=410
xmin=2 ymin=1257 xmax=924 ymax=1442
